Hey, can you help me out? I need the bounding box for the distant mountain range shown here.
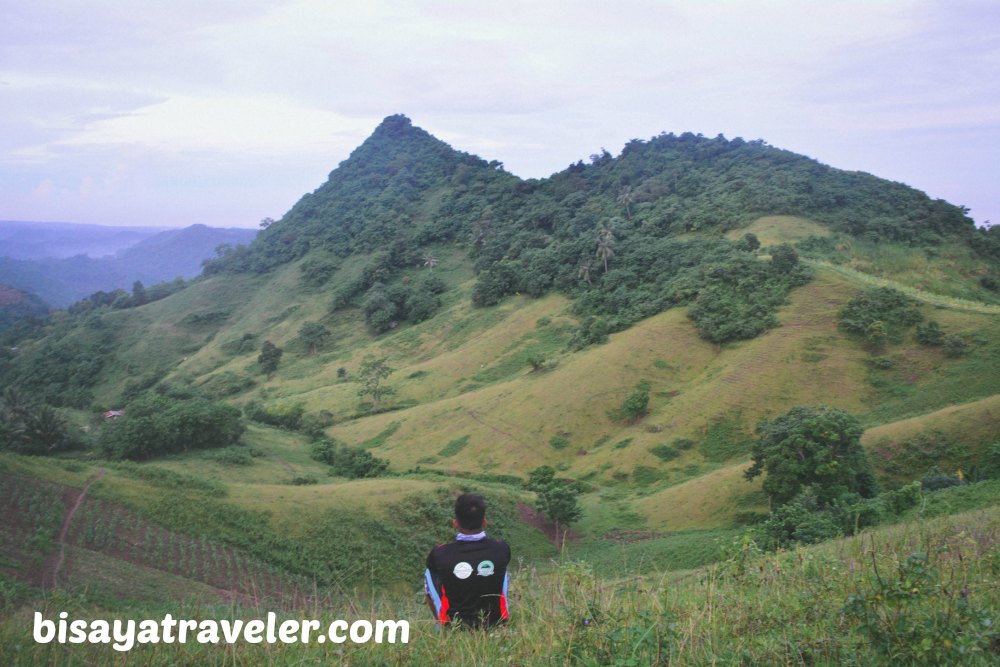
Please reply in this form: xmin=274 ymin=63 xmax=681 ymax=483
xmin=0 ymin=221 xmax=172 ymax=260
xmin=0 ymin=223 xmax=257 ymax=307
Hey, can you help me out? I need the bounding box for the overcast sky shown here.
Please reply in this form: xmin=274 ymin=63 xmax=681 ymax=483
xmin=2 ymin=0 xmax=998 ymax=229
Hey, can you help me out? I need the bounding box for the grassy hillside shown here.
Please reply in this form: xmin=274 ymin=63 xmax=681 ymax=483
xmin=2 ymin=489 xmax=996 ymax=665
xmin=2 ymin=118 xmax=1000 ymax=665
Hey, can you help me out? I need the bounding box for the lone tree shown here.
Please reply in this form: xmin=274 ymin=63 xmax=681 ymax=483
xmin=745 ymin=405 xmax=878 ymax=508
xmin=357 ymin=355 xmax=395 ymax=409
xmin=298 ymin=321 xmax=331 ymax=355
xmin=526 ymin=466 xmax=583 ymax=548
xmin=258 ymin=341 xmax=283 ymax=378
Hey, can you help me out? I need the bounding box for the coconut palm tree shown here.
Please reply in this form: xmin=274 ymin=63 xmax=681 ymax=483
xmin=616 ymin=186 xmax=634 ymax=220
xmin=596 ymin=221 xmax=617 ymax=273
xmin=422 ymin=254 xmax=439 ymax=271
xmin=577 ymin=262 xmax=593 ymax=285
xmin=596 ymin=235 xmax=615 ymax=274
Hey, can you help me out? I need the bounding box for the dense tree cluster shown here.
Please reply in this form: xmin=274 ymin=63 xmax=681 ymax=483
xmin=98 ymin=391 xmax=244 ymax=460
xmin=0 ymin=388 xmax=81 ymax=455
xmin=310 ymin=438 xmax=389 ymax=479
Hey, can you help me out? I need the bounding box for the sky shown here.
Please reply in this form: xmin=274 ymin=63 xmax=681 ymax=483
xmin=1 ymin=0 xmax=998 ymax=229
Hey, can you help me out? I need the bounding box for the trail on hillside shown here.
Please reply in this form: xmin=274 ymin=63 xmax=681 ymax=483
xmin=808 ymin=260 xmax=1000 ymax=314
xmin=42 ymin=468 xmax=105 ymax=589
xmin=517 ymin=503 xmax=580 ymax=545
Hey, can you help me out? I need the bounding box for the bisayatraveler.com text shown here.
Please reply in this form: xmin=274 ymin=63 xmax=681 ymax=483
xmin=34 ymin=611 xmax=409 ymax=651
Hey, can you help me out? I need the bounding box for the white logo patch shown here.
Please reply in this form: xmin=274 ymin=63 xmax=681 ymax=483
xmin=477 ymin=560 xmax=495 ymax=577
xmin=453 ymin=562 xmax=473 ymax=579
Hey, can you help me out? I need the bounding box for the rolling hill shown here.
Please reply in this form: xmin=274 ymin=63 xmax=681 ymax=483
xmin=1 ymin=115 xmax=998 ymax=665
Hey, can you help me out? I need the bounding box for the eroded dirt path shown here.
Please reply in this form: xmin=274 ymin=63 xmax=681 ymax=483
xmin=41 ymin=468 xmax=106 ymax=589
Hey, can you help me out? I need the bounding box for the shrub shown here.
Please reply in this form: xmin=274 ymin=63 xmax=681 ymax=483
xmin=942 ymin=334 xmax=967 ymax=357
xmin=839 ymin=287 xmax=922 ymax=342
xmin=649 ymin=444 xmax=680 ymax=461
xmin=915 ymin=320 xmax=944 ymax=346
xmin=310 ymin=438 xmax=389 ymax=479
xmin=549 ymin=435 xmax=570 ymax=450
xmin=920 ymin=467 xmax=966 ymax=492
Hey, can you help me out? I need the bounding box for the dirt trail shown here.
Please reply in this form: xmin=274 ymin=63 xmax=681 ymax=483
xmin=42 ymin=468 xmax=106 ymax=589
xmin=517 ymin=502 xmax=579 ymax=545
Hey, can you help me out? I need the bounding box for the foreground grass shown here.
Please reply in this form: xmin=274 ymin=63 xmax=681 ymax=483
xmin=3 ymin=507 xmax=996 ymax=666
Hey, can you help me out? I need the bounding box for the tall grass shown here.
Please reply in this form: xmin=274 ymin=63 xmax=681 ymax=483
xmin=3 ymin=507 xmax=996 ymax=666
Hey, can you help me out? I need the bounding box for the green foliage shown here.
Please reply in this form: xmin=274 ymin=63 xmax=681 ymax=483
xmin=609 ymin=381 xmax=650 ymax=422
xmin=698 ymin=412 xmax=752 ymax=462
xmin=309 ymin=438 xmax=389 ymax=479
xmin=199 ymin=370 xmax=256 ymax=398
xmin=98 ymin=392 xmax=244 ymax=460
xmin=768 ymin=243 xmax=800 ymax=272
xmin=356 ymin=354 xmax=394 ymax=408
xmin=549 ymin=435 xmax=571 ymax=450
xmin=746 ymin=405 xmax=879 ymax=507
xmin=0 ymin=389 xmax=81 ymax=455
xmin=256 ymin=340 xmax=282 ymax=377
xmin=298 ymin=253 xmax=341 ymax=289
xmin=920 ymin=467 xmax=967 ymax=492
xmin=916 ymin=320 xmax=945 ymax=346
xmin=438 ymin=435 xmax=470 ymax=457
xmin=843 ymin=551 xmax=997 ymax=664
xmin=839 ymin=287 xmax=923 ymax=343
xmin=242 ymin=400 xmax=305 ymax=430
xmin=649 ymin=444 xmax=680 ymax=461
xmin=753 ymin=488 xmax=845 ymax=549
xmin=943 ymin=334 xmax=967 ymax=357
xmin=203 ymin=445 xmax=257 ymax=466
xmin=568 ymin=315 xmax=609 ymax=350
xmin=297 ymin=321 xmax=331 ymax=355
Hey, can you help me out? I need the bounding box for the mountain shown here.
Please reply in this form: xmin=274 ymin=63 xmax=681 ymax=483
xmin=0 ymin=220 xmax=169 ymax=259
xmin=0 ymin=224 xmax=257 ymax=307
xmin=0 ymin=284 xmax=48 ymax=332
xmin=1 ymin=116 xmax=999 ymax=664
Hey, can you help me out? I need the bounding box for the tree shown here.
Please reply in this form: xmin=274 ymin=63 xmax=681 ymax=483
xmin=526 ymin=466 xmax=583 ymax=547
xmin=577 ymin=262 xmax=593 ymax=286
xmin=357 ymin=355 xmax=394 ymax=409
xmin=422 ymin=253 xmax=439 ymax=271
xmin=258 ymin=341 xmax=283 ymax=377
xmin=745 ymin=406 xmax=878 ymax=508
xmin=769 ymin=244 xmax=799 ymax=273
xmin=616 ymin=186 xmax=634 ymax=220
xmin=596 ymin=224 xmax=615 ymax=274
xmin=298 ymin=321 xmax=331 ymax=355
xmin=131 ymin=281 xmax=147 ymax=306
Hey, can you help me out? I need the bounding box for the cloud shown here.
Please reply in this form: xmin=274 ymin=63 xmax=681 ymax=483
xmin=46 ymin=94 xmax=377 ymax=159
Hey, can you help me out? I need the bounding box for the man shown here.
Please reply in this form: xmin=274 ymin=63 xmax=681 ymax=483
xmin=424 ymin=493 xmax=511 ymax=628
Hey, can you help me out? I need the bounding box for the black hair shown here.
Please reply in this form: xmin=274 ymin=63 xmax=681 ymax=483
xmin=455 ymin=493 xmax=487 ymax=531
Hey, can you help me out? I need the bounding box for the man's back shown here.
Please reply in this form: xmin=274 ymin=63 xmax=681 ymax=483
xmin=425 ymin=536 xmax=510 ymax=628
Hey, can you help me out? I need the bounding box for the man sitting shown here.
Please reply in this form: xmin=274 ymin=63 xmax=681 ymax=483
xmin=424 ymin=493 xmax=511 ymax=628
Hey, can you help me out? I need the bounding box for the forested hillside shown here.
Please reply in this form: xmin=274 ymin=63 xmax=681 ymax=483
xmin=1 ymin=115 xmax=998 ymax=665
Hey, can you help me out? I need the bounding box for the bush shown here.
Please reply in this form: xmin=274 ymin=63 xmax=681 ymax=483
xmin=549 ymin=435 xmax=570 ymax=450
xmin=310 ymin=438 xmax=389 ymax=479
xmin=753 ymin=489 xmax=843 ymax=549
xmin=839 ymin=287 xmax=922 ymax=342
xmin=942 ymin=334 xmax=967 ymax=357
xmin=243 ymin=400 xmax=305 ymax=430
xmin=609 ymin=381 xmax=650 ymax=422
xmin=920 ymin=467 xmax=966 ymax=492
xmin=649 ymin=444 xmax=680 ymax=461
xmin=915 ymin=320 xmax=944 ymax=346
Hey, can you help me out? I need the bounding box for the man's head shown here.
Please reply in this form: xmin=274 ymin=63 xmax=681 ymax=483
xmin=454 ymin=493 xmax=487 ymax=532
